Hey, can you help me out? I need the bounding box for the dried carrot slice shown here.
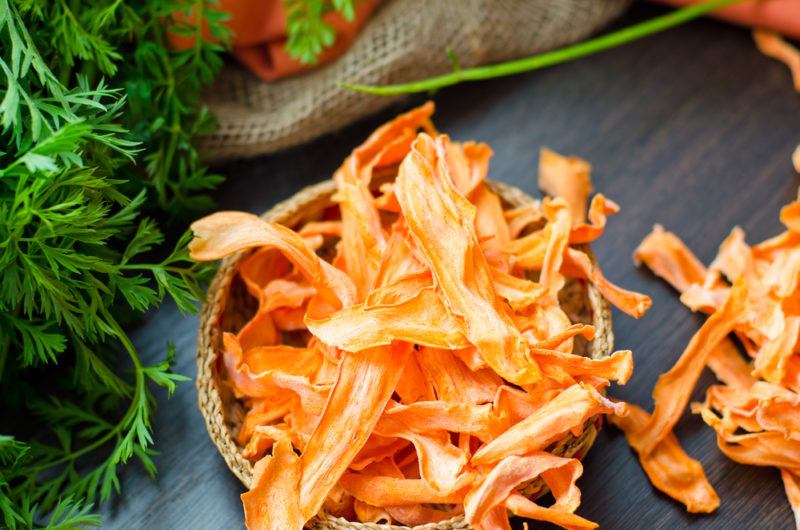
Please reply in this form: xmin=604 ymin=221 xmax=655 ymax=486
xmin=634 ymin=224 xmax=707 ymax=292
xmin=236 ymin=310 xmax=279 ymax=352
xmin=538 ymin=147 xmax=593 ymax=224
xmin=780 ymin=468 xmax=800 ymax=529
xmin=338 ymin=472 xmax=474 ymax=506
xmin=298 ymin=342 xmax=412 ymax=521
xmin=380 ymin=401 xmax=507 ymax=443
xmin=222 ymin=332 xmax=330 ymax=405
xmin=190 ymin=212 xmax=356 ymax=311
xmin=539 ymin=198 xmax=571 ymax=300
xmin=471 ymin=383 xmax=626 ymax=465
xmin=353 ymin=500 xmax=391 ymax=524
xmin=298 ymin=220 xmax=342 ymax=238
xmin=384 ymin=504 xmax=456 ymax=526
xmin=492 ymin=386 xmax=546 ymax=425
xmin=241 ymin=434 xmax=303 ymax=530
xmin=444 ymin=140 xmax=492 ymax=198
xmin=464 ymin=452 xmax=585 ymax=528
xmin=754 ymin=316 xmax=800 ymax=384
xmin=753 ymin=30 xmax=800 ymax=91
xmin=505 ymin=203 xmax=543 ymax=239
xmin=260 ymin=279 xmax=316 ymax=312
xmin=705 ymin=338 xmax=756 ymax=389
xmin=530 ymin=348 xmax=633 ymax=385
xmin=610 ymin=404 xmax=719 ymax=513
xmin=627 ymin=280 xmax=747 ymax=454
xmin=781 ymin=197 xmax=800 ymax=232
xmin=490 ymin=268 xmax=545 ymax=311
xmin=395 ymin=134 xmax=541 ymax=385
xmin=415 ymin=347 xmax=502 ymax=405
xmin=306 ymin=287 xmax=469 ymax=352
xmin=349 ymin=436 xmax=410 ymax=471
xmin=504 ymin=228 xmax=547 ymax=269
xmin=374 ymin=411 xmax=468 ymax=493
xmin=395 ymin=353 xmax=436 ymax=404
xmin=569 ymin=194 xmax=620 ymax=244
xmin=505 ymin=492 xmax=598 ymax=530
xmin=564 ymin=247 xmax=652 ymax=318
xmin=527 ymin=323 xmax=594 ymax=351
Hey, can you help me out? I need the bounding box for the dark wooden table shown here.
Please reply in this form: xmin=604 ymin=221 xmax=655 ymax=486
xmin=105 ymin=4 xmax=800 ymax=529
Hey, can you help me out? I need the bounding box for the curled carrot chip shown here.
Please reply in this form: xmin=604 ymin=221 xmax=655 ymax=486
xmin=505 ymin=203 xmax=543 ymax=239
xmin=634 ymin=224 xmax=707 ymax=292
xmin=353 ymin=500 xmax=391 ymax=524
xmin=415 ymin=347 xmax=502 ymax=404
xmin=374 ymin=409 xmax=468 ymax=493
xmin=530 ymin=348 xmax=633 ymax=385
xmin=538 ymin=147 xmax=592 ymax=224
xmin=627 ymin=281 xmax=747 ymax=454
xmin=465 ymin=451 xmax=584 ymax=528
xmin=190 ymin=212 xmax=356 ymax=311
xmin=505 ymin=492 xmax=598 ymax=530
xmin=472 ymin=383 xmax=626 ymax=465
xmin=564 ymin=247 xmax=652 ymax=318
xmin=444 ymin=140 xmax=492 ymax=198
xmin=610 ymin=404 xmax=719 ymax=513
xmin=706 ymin=338 xmax=756 ymax=389
xmin=241 ymin=433 xmax=303 ymax=530
xmin=306 ymin=287 xmax=469 ymax=351
xmin=569 ymin=193 xmax=620 ymax=244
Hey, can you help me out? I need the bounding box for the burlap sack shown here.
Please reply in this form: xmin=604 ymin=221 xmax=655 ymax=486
xmin=203 ymin=0 xmax=630 ymax=162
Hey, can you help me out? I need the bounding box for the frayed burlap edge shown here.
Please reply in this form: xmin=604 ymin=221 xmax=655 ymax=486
xmin=196 ymin=180 xmax=614 ymax=529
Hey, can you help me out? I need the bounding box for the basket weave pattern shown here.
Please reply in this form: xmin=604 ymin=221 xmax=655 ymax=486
xmin=196 ymin=180 xmax=614 ymax=529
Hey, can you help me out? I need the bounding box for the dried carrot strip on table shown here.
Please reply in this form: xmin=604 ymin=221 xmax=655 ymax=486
xmin=465 ymin=452 xmax=584 ymax=528
xmin=626 ymin=280 xmax=747 ymax=454
xmin=620 ymin=189 xmax=800 ymax=522
xmin=610 ymin=404 xmax=719 ymax=513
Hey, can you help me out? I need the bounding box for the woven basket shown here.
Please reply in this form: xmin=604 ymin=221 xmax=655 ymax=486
xmin=196 ymin=179 xmax=614 ymax=529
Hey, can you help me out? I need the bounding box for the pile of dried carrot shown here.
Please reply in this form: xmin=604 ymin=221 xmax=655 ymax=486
xmin=615 ymin=192 xmax=800 ymax=525
xmin=189 ymin=102 xmax=652 ymax=529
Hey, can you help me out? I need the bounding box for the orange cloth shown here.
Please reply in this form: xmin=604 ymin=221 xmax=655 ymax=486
xmin=652 ymin=0 xmax=800 ymax=39
xmin=170 ymin=0 xmax=379 ymax=81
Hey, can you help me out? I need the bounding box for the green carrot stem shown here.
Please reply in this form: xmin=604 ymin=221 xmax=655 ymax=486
xmin=340 ymin=0 xmax=747 ymax=96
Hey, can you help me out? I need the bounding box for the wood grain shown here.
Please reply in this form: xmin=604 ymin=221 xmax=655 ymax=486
xmin=104 ymin=4 xmax=800 ymax=529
